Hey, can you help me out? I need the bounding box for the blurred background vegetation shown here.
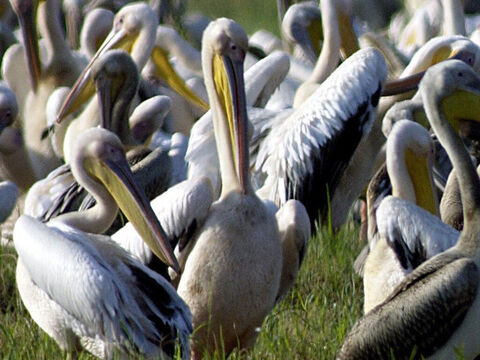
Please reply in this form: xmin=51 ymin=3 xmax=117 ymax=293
xmin=188 ymin=0 xmax=280 ymax=36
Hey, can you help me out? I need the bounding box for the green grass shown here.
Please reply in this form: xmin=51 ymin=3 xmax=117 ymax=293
xmin=0 ymin=218 xmax=364 ymax=359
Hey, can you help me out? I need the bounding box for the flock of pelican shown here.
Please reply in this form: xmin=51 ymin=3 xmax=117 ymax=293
xmin=2 ymin=0 xmax=480 ymax=358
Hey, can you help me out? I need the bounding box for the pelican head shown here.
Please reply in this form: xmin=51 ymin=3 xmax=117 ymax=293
xmin=9 ymin=0 xmax=41 ymax=91
xmin=67 ymin=127 xmax=179 ymax=272
xmin=56 ymin=2 xmax=157 ymax=122
xmin=282 ymin=1 xmax=322 ymax=65
xmin=90 ymin=49 xmax=139 ymax=136
xmin=420 ymin=59 xmax=480 ymax=137
xmin=129 ymin=95 xmax=172 ymax=144
xmin=202 ymin=18 xmax=250 ymax=196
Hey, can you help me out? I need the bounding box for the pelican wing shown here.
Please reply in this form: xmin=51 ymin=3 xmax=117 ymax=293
xmin=244 ymin=50 xmax=290 ymax=108
xmin=24 ymin=164 xmax=84 ymax=221
xmin=338 ymin=254 xmax=479 ymax=359
xmin=256 ymin=48 xmax=386 ymax=226
xmin=376 ymin=196 xmax=459 ymax=271
xmin=14 ymin=215 xmax=192 ymax=358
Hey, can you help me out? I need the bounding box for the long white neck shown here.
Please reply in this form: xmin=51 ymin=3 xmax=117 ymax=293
xmin=38 ymin=0 xmax=73 ymax=69
xmin=308 ymin=0 xmax=341 ymax=85
xmin=52 ymin=157 xmax=118 ymax=234
xmin=130 ymin=15 xmax=157 ymax=72
xmin=442 ymin=0 xmax=466 ymax=36
xmin=388 ymin=143 xmax=417 ymax=204
xmin=424 ymin=89 xmax=480 ymax=251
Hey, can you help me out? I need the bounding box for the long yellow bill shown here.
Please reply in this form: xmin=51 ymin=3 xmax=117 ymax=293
xmin=85 ymin=154 xmax=180 ymax=273
xmin=382 ymin=71 xmax=426 ymax=96
xmin=405 ymin=148 xmax=438 ymax=216
xmin=382 ymin=47 xmax=477 ymax=97
xmin=151 ymin=47 xmax=209 ymax=111
xmin=56 ymin=27 xmax=135 ymax=122
xmin=213 ymin=52 xmax=249 ymax=194
xmin=442 ymin=85 xmax=480 ymax=133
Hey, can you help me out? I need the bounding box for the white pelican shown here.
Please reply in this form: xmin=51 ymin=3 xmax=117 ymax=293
xmin=255 ymin=47 xmax=386 ymax=231
xmin=185 ymin=49 xmax=293 ymax=195
xmin=24 ymin=50 xmax=173 ymax=226
xmin=187 ymin=46 xmax=419 ymax=233
xmin=275 ymin=199 xmax=311 ymax=303
xmin=363 ymin=120 xmax=458 ymax=313
xmin=176 ymin=18 xmax=283 ymax=357
xmin=57 ymin=2 xmax=158 ymax=163
xmin=281 ymin=1 xmax=322 ymax=67
xmin=440 ymin=165 xmax=480 ymax=231
xmin=337 ymin=59 xmax=480 ymax=359
xmin=62 ymin=0 xmax=83 ymax=50
xmin=9 ymin=0 xmax=86 ymax=180
xmin=112 ymin=18 xmax=310 ymax=358
xmin=330 ymin=35 xmax=480 ymax=230
xmin=14 ymin=127 xmax=190 ymax=359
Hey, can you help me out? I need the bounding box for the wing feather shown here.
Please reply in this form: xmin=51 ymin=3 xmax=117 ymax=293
xmin=338 ymin=255 xmax=478 ymax=359
xmin=376 ymin=196 xmax=459 ymax=271
xmin=14 ymin=215 xmax=192 ymax=358
xmin=257 ymin=48 xmax=387 ymax=227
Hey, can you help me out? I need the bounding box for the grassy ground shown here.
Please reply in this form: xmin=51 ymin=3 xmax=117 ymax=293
xmin=0 ymin=216 xmax=364 ymax=359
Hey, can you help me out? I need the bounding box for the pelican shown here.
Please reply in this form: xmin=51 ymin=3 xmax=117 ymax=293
xmin=187 ymin=46 xmax=420 ymax=233
xmin=330 ymin=35 xmax=480 ymax=231
xmin=57 ymin=2 xmax=158 ymax=163
xmin=440 ymin=165 xmax=480 ymax=231
xmin=25 ymin=50 xmax=172 ymax=226
xmin=56 ymin=2 xmax=158 ymax=122
xmin=337 ymin=59 xmax=480 ymax=359
xmin=62 ymin=0 xmax=84 ymax=50
xmin=362 ymin=120 xmax=458 ymax=313
xmin=255 ymin=47 xmax=387 ymax=231
xmin=8 ymin=0 xmax=86 ymax=180
xmin=275 ymin=199 xmax=311 ymax=303
xmin=112 ymin=18 xmax=309 ymax=357
xmin=175 ymin=18 xmax=283 ymax=357
xmin=281 ymin=1 xmax=322 ymax=67
xmin=14 ymin=127 xmax=191 ymax=359
xmin=185 ymin=50 xmax=292 ymax=195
